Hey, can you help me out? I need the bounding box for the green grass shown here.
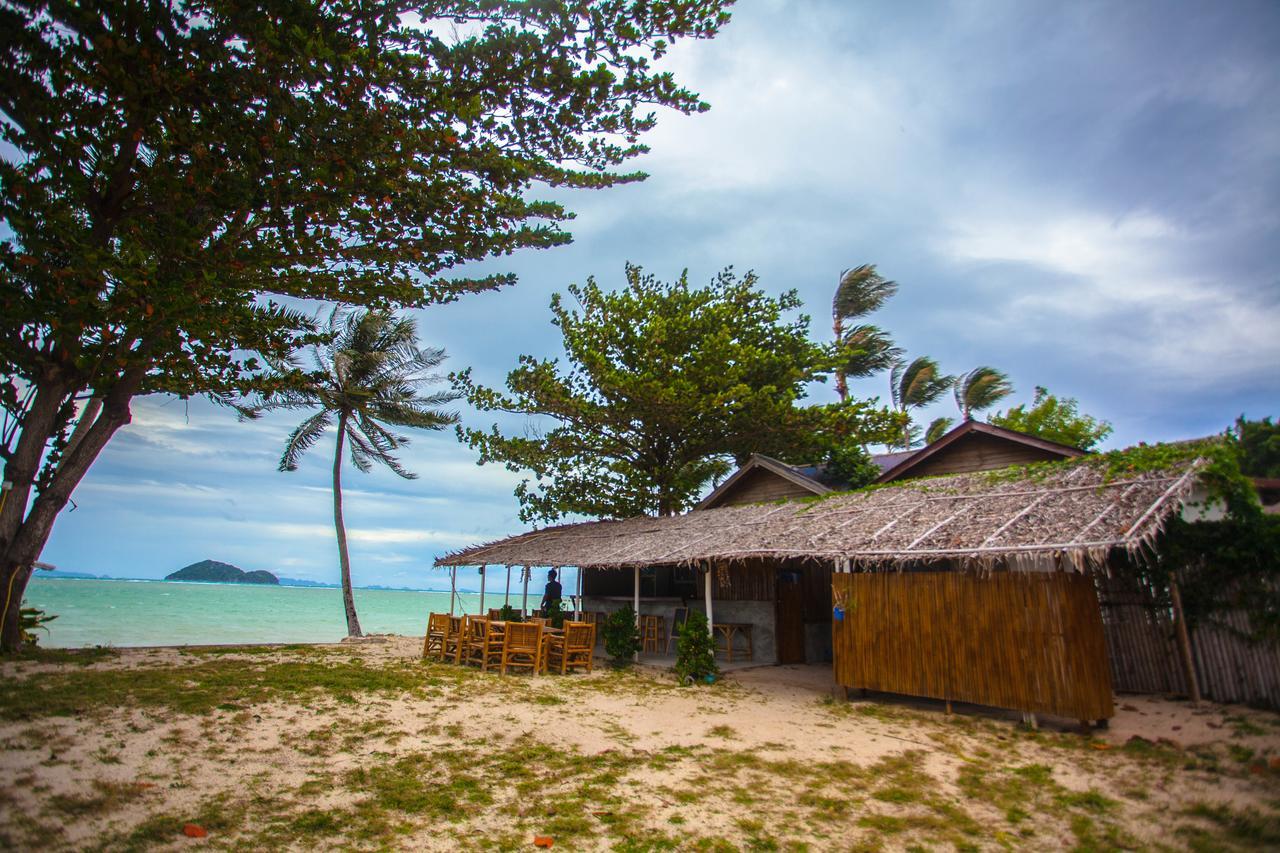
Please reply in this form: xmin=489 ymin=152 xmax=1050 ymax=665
xmin=0 ymin=656 xmax=454 ymax=719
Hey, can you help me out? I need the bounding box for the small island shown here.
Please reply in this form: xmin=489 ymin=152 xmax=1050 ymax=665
xmin=165 ymin=560 xmax=279 ymax=585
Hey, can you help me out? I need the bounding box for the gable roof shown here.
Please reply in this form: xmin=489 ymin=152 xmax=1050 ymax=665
xmin=437 ymin=451 xmax=1207 ymax=574
xmin=874 ymin=420 xmax=1085 ymax=483
xmin=695 ymin=454 xmax=830 ymax=510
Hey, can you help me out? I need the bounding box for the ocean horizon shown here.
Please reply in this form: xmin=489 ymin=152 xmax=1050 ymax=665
xmin=22 ymin=576 xmax=505 ymax=648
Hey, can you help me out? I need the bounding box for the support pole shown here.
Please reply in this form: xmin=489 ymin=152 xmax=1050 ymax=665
xmin=504 ymin=566 xmax=511 ymax=607
xmin=633 ymin=565 xmax=641 ymax=662
xmin=521 ymin=566 xmax=530 ymax=616
xmin=704 ymin=564 xmax=714 ymax=638
xmin=575 ymin=567 xmax=583 ymax=620
xmin=1169 ymin=574 xmax=1202 ymax=706
xmin=449 ymin=566 xmax=457 ymax=615
xmin=478 ymin=565 xmax=486 ymax=616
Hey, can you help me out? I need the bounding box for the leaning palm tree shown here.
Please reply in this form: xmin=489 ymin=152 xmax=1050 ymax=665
xmin=832 ymin=265 xmax=901 ymax=402
xmin=953 ymin=366 xmax=1014 ymax=420
xmin=253 ymin=309 xmax=459 ymax=637
xmin=889 ymin=356 xmax=954 ymax=448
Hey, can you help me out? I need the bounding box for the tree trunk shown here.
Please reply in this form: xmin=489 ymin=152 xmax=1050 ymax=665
xmin=1 ymin=368 xmax=145 ymax=651
xmin=833 ymin=314 xmax=847 ymax=403
xmin=332 ymin=417 xmax=362 ymax=638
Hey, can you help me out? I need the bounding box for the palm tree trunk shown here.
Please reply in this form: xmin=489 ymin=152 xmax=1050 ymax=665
xmin=833 ymin=314 xmax=848 ymax=403
xmin=332 ymin=416 xmax=363 ymax=638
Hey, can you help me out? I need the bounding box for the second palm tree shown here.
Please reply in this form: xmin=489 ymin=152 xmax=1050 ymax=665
xmin=254 ymin=309 xmax=459 ymax=637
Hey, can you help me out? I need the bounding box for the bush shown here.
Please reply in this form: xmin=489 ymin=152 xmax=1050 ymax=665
xmin=602 ymin=606 xmax=641 ymax=663
xmin=19 ymin=601 xmax=56 ymax=647
xmin=674 ymin=610 xmax=718 ymax=684
xmin=544 ymin=598 xmax=568 ymax=629
xmin=498 ymin=604 xmax=522 ymax=623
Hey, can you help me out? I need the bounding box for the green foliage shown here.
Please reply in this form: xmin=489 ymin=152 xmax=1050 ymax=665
xmin=497 ymin=604 xmax=522 ymax=623
xmin=953 ymin=366 xmax=1013 ymax=420
xmin=889 ymin=356 xmax=954 ymax=448
xmin=1233 ymin=415 xmax=1280 ymax=477
xmin=925 ymin=417 xmax=954 ymax=445
xmin=543 ymin=597 xmax=568 ymax=630
xmin=18 ymin=601 xmax=56 ymax=647
xmin=602 ymin=606 xmax=642 ymax=663
xmin=989 ymin=386 xmax=1113 ymax=450
xmin=250 ymin=309 xmax=459 ymax=478
xmin=457 ymin=264 xmax=877 ymax=521
xmin=821 ymin=444 xmax=883 ymax=490
xmin=0 ymin=1 xmax=731 ymax=645
xmin=830 ymin=265 xmax=902 ymax=402
xmin=674 ymin=610 xmax=718 ymax=683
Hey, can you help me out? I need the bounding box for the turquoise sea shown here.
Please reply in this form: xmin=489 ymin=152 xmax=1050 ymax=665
xmin=22 ymin=577 xmax=491 ymax=648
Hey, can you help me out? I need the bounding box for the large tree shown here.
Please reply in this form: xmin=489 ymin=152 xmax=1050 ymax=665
xmin=456 ymin=264 xmax=901 ymax=522
xmin=0 ymin=0 xmax=731 ymax=649
xmin=251 ymin=310 xmax=458 ymax=638
xmin=989 ymin=386 xmax=1113 ymax=450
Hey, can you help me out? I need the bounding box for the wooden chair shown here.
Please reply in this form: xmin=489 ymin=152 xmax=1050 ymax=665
xmin=665 ymin=607 xmax=689 ymax=654
xmin=488 ymin=608 xmax=504 ymax=620
xmin=443 ymin=615 xmax=464 ymax=663
xmin=422 ymin=612 xmax=449 ymax=659
xmin=463 ymin=616 xmax=504 ymax=671
xmin=500 ymin=622 xmax=544 ymax=675
xmin=548 ymin=622 xmax=595 ymax=674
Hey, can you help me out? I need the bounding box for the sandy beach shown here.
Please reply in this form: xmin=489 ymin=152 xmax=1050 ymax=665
xmin=1 ymin=636 xmax=1277 ymax=850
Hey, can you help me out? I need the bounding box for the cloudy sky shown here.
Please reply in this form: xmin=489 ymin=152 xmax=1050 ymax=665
xmin=42 ymin=0 xmax=1279 ymax=589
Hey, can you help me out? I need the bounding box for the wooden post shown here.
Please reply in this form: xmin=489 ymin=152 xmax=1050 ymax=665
xmin=1169 ymin=574 xmax=1202 ymax=706
xmin=478 ymin=565 xmax=486 ymax=616
xmin=575 ymin=567 xmax=583 ymax=620
xmin=504 ymin=566 xmax=511 ymax=607
xmin=521 ymin=566 xmax=530 ymax=616
xmin=704 ymin=564 xmax=714 ymax=637
xmin=449 ymin=566 xmax=456 ymax=616
xmin=633 ymin=565 xmax=641 ymax=662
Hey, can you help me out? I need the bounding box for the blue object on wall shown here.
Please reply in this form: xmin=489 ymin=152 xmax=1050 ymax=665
xmin=833 ymin=605 xmax=844 ymax=622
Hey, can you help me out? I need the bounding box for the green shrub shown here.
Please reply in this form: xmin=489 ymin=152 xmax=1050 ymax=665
xmin=602 ymin=606 xmax=641 ymax=663
xmin=498 ymin=604 xmax=522 ymax=623
xmin=19 ymin=601 xmax=57 ymax=647
xmin=544 ymin=597 xmax=568 ymax=629
xmin=674 ymin=610 xmax=718 ymax=684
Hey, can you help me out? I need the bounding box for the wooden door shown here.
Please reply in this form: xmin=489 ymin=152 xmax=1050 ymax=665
xmin=776 ymin=570 xmax=806 ymax=664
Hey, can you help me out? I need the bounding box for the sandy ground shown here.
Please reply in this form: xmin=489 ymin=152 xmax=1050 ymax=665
xmin=1 ymin=636 xmax=1278 ymax=851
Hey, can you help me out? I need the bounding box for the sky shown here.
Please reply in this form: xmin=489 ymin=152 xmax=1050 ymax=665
xmin=40 ymin=0 xmax=1280 ymax=590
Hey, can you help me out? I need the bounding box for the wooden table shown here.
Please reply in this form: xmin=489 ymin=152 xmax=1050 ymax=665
xmin=713 ymin=622 xmax=754 ymax=662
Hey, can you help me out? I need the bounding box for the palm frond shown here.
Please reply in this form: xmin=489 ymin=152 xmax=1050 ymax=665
xmin=280 ymin=411 xmax=332 ymax=472
xmin=925 ymin=416 xmax=954 ymax=445
xmin=954 ymin=366 xmax=1014 ymax=419
xmin=896 ymin=356 xmax=954 ymax=410
xmin=834 ymin=264 xmax=898 ymax=320
xmin=838 ymin=324 xmax=904 ymax=378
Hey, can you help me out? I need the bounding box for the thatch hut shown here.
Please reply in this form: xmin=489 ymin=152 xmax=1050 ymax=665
xmin=437 ymin=452 xmax=1214 ymax=722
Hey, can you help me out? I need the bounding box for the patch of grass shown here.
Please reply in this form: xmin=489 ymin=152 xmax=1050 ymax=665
xmin=1178 ymin=801 xmax=1280 ymax=850
xmin=10 ymin=646 xmax=117 ymax=666
xmin=0 ymin=656 xmax=450 ymax=719
xmin=706 ymin=724 xmax=736 ymax=739
xmin=46 ymin=780 xmax=150 ymax=818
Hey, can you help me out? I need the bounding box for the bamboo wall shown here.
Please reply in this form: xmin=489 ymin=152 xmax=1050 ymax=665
xmin=1099 ymin=577 xmax=1280 ymax=709
xmin=832 ymin=571 xmax=1115 ymax=721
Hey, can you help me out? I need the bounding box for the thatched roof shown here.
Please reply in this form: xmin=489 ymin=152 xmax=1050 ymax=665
xmin=435 ymin=454 xmax=1208 ymax=573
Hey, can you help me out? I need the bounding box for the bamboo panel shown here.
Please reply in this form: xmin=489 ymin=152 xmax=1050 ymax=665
xmin=1098 ymin=576 xmax=1280 ymax=709
xmin=832 ymin=571 xmax=1115 ymax=720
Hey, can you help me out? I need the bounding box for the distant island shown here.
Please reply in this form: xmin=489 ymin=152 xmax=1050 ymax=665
xmin=165 ymin=560 xmax=279 ymax=585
